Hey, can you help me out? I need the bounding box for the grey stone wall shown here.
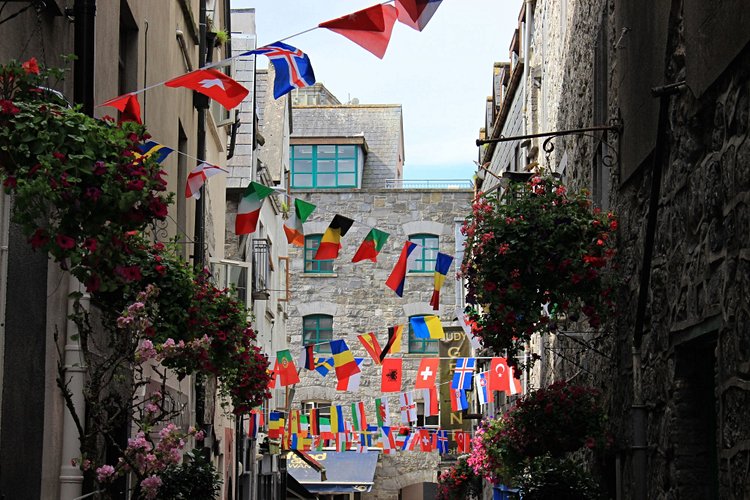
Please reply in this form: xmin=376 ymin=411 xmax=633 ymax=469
xmin=287 ymin=188 xmax=472 ymax=499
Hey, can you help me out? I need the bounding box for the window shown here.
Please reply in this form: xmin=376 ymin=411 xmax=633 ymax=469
xmin=416 ymin=402 xmax=439 ymax=427
xmin=304 ymin=235 xmax=334 ymax=274
xmin=408 ymin=234 xmax=439 ymax=273
xmin=291 ymin=145 xmax=358 ymax=188
xmin=408 ymin=315 xmax=439 ymax=354
xmin=303 ymin=314 xmax=333 ymax=353
xmin=302 ymin=401 xmax=331 ymax=421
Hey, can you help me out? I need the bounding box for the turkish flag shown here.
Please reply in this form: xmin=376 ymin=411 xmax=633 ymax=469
xmin=414 ymin=357 xmax=439 ymax=389
xmin=381 ymin=357 xmax=403 ymax=393
xmin=488 ymin=357 xmax=523 ymax=395
xmin=319 ymin=4 xmax=398 ymax=59
xmin=99 ymin=93 xmax=142 ymax=124
xmin=165 ymin=68 xmax=249 ymax=110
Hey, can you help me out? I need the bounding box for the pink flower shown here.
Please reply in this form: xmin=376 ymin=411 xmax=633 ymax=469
xmin=55 ymin=234 xmax=76 ymax=250
xmin=140 ymin=475 xmax=162 ymax=500
xmin=84 ymin=186 xmax=102 ymax=201
xmin=95 ymin=464 xmax=115 ymax=483
xmin=126 ymin=179 xmax=145 ymax=191
xmin=93 ymin=161 xmax=107 ymax=175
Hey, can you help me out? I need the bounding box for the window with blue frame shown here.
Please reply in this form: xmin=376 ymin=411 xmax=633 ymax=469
xmin=291 ymin=145 xmax=358 ymax=189
xmin=303 ymin=314 xmax=333 ymax=353
xmin=408 ymin=315 xmax=439 ymax=354
xmin=408 ymin=234 xmax=439 ymax=273
xmin=304 ymin=235 xmax=334 ymax=273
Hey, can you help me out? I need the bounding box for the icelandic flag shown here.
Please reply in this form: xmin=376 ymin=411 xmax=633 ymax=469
xmin=436 ymin=430 xmax=449 ymax=454
xmin=451 ymin=358 xmax=476 ymax=390
xmin=241 ymin=41 xmax=316 ymax=99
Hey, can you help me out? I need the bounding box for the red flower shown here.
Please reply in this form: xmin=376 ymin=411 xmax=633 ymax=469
xmin=29 ymin=228 xmax=49 ymax=249
xmin=55 ymin=234 xmax=76 ymax=250
xmin=84 ymin=186 xmax=102 ymax=201
xmin=155 ymin=264 xmax=166 ymax=276
xmin=83 ymin=238 xmax=98 ymax=252
xmin=0 ymin=100 xmax=20 ymax=115
xmin=85 ymin=274 xmax=101 ymax=292
xmin=52 ymin=151 xmax=66 ymax=162
xmin=3 ymin=176 xmax=17 ymax=189
xmin=22 ymin=57 xmax=39 ymax=75
xmin=148 ymin=197 xmax=168 ymax=218
xmin=115 ymin=265 xmax=142 ymax=282
xmin=93 ymin=161 xmax=107 ymax=175
xmin=126 ymin=179 xmax=145 ymax=191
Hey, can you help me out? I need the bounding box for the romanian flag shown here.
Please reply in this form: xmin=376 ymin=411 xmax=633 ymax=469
xmin=284 ymin=198 xmax=316 ymax=246
xmin=135 ymin=141 xmax=173 ymax=163
xmin=352 ymin=228 xmax=390 ymax=263
xmin=330 ymin=339 xmax=360 ymax=380
xmin=385 ymin=241 xmax=417 ymax=296
xmin=358 ymin=332 xmax=383 ymax=365
xmin=268 ymin=412 xmax=284 ymax=439
xmin=236 ymin=181 xmax=275 ymax=235
xmin=351 ymin=401 xmax=368 ymax=431
xmin=429 ymin=252 xmax=454 ymax=310
xmin=314 ymin=214 xmax=354 ymax=260
xmin=379 ymin=325 xmax=403 ymax=362
xmin=275 ymin=350 xmax=300 ymax=386
xmin=410 ymin=315 xmax=445 ymax=339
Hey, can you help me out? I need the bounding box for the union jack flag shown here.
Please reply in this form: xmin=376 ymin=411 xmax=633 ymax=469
xmin=241 ymin=41 xmax=316 ymax=99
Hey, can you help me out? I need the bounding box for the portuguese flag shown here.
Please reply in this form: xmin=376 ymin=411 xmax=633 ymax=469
xmin=275 ymin=349 xmax=300 ymax=386
xmin=352 ymin=228 xmax=390 ymax=263
xmin=235 ymin=181 xmax=275 ymax=235
xmin=314 ymin=214 xmax=354 ymax=260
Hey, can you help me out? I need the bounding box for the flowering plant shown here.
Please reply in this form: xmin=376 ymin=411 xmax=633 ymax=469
xmin=515 ymin=455 xmax=604 ymax=500
xmin=436 ymin=455 xmax=483 ymax=500
xmin=460 ymin=175 xmax=617 ymax=364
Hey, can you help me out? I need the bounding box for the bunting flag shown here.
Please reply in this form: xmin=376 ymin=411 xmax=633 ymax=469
xmin=336 ymin=358 xmax=365 ymax=392
xmin=275 ymin=350 xmax=300 ymax=386
xmin=298 ymin=345 xmax=315 ymax=371
xmin=165 ymin=68 xmax=249 ymax=110
xmin=268 ymin=412 xmax=284 ymax=439
xmin=418 ymin=429 xmax=433 ymax=452
xmin=415 ymin=357 xmax=439 ymax=389
xmin=436 ymin=430 xmax=449 ymax=454
xmin=314 ymin=357 xmax=334 ymax=377
xmin=135 ymin=141 xmax=174 ymax=163
xmin=395 ymin=0 xmax=443 ymax=31
xmin=379 ymin=427 xmax=397 ymax=454
xmin=456 ymin=306 xmax=483 ymax=350
xmin=299 ymin=414 xmax=310 ymax=438
xmin=248 ymin=410 xmax=263 ymax=439
xmin=186 ymin=162 xmax=226 ymax=199
xmin=381 ymin=357 xmax=403 ymax=393
xmin=241 ymin=41 xmax=316 ymax=99
xmin=335 ymin=432 xmax=348 ymax=452
xmin=450 ymin=388 xmax=469 ymax=412
xmin=456 ymin=430 xmax=472 ymax=453
xmin=399 ymin=392 xmax=417 ymax=424
xmin=451 ymin=357 xmax=476 ymax=390
xmin=351 ymin=401 xmax=368 ymax=432
xmin=410 ymin=315 xmax=445 ymax=340
xmin=358 ymin=332 xmax=383 ymax=364
xmin=375 ymin=397 xmax=391 ymax=428
xmin=309 ymin=409 xmax=320 ymax=436
xmin=236 ymin=181 xmax=275 ymax=235
xmin=423 ymin=386 xmax=439 ymax=416
xmin=314 ymin=214 xmax=355 ymax=260
xmin=99 ymin=93 xmax=142 ymax=124
xmin=330 ymin=404 xmax=345 ymax=433
xmin=267 ymin=363 xmax=278 ymax=389
xmin=476 ymin=371 xmax=493 ymax=405
xmin=402 ymin=431 xmax=418 ymax=451
xmin=319 ymin=416 xmax=332 ymax=435
xmin=429 ymin=252 xmax=454 ymax=310
xmin=352 ymin=228 xmax=390 ymax=263
xmin=379 ymin=325 xmax=403 ymax=362
xmin=488 ymin=357 xmax=523 ymax=395
xmin=318 ymin=4 xmax=399 ymax=59
xmin=288 ymin=409 xmax=301 ymax=436
xmin=284 ymin=198 xmax=316 ymax=246
xmin=330 ymin=339 xmax=361 ymax=380
xmin=385 ymin=241 xmax=418 ymax=296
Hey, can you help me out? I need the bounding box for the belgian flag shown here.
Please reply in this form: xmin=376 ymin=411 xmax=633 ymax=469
xmin=314 ymin=214 xmax=354 ymax=260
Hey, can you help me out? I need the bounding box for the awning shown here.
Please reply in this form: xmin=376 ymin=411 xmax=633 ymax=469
xmin=286 ymin=451 xmax=379 ymax=493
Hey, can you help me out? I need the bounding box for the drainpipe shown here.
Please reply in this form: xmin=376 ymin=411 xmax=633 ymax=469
xmin=59 ymin=280 xmax=88 ymax=500
xmin=72 ymin=0 xmax=96 ymax=116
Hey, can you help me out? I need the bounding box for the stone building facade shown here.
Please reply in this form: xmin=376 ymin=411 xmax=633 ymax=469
xmin=479 ymin=0 xmax=750 ymax=497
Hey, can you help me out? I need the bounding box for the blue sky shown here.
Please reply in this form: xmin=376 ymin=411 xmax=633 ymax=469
xmin=231 ymin=0 xmax=523 ymax=180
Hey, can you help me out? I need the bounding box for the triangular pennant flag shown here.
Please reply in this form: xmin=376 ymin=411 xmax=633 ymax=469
xmin=385 ymin=241 xmax=418 ymax=296
xmin=241 ymin=41 xmax=316 ymax=99
xmin=236 ymin=181 xmax=275 ymax=235
xmin=135 ymin=141 xmax=174 ymax=163
xmin=314 ymin=214 xmax=354 ymax=260
xmin=284 ymin=198 xmax=316 ymax=246
xmin=99 ymin=93 xmax=142 ymax=124
xmin=330 ymin=339 xmax=361 ymax=380
xmin=395 ymin=0 xmax=443 ymax=31
xmin=165 ymin=68 xmax=249 ymax=110
xmin=352 ymin=228 xmax=390 ymax=263
xmin=358 ymin=332 xmax=383 ymax=365
xmin=275 ymin=350 xmax=300 ymax=386
xmin=379 ymin=325 xmax=403 ymax=362
xmin=429 ymin=252 xmax=454 ymax=310
xmin=318 ymin=4 xmax=399 ymax=59
xmin=381 ymin=358 xmax=403 ymax=393
xmin=185 ymin=162 xmax=226 ymax=199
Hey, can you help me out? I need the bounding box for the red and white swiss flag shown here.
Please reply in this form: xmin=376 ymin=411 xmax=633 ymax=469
xmin=414 ymin=357 xmax=439 ymax=390
xmin=165 ymin=68 xmax=249 ymax=110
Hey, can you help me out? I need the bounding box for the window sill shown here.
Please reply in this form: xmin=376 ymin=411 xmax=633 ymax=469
xmin=302 ymin=273 xmax=338 ymax=278
xmin=406 ymin=272 xmax=434 ymax=277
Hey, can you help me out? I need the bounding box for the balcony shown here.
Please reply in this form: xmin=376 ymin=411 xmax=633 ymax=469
xmin=252 ymin=239 xmax=270 ymax=300
xmin=384 ymin=179 xmax=474 ymax=189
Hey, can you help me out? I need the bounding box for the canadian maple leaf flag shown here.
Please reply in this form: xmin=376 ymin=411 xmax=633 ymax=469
xmin=165 ymin=68 xmax=249 ymax=110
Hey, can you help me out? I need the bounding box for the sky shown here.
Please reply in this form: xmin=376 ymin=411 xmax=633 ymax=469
xmin=230 ymin=0 xmax=523 ymax=181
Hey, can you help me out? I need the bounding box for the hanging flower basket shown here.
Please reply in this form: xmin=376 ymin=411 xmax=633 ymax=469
xmin=460 ymin=175 xmax=617 ymax=364
xmin=437 ymin=455 xmax=484 ymax=500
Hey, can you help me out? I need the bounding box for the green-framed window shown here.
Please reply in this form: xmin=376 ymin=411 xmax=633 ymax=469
xmin=408 ymin=234 xmax=439 ymax=273
xmin=408 ymin=315 xmax=439 ymax=354
xmin=303 ymin=314 xmax=333 ymax=353
xmin=291 ymin=145 xmax=358 ymax=189
xmin=304 ymin=235 xmax=334 ymax=274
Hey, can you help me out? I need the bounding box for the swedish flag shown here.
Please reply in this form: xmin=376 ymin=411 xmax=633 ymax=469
xmin=135 ymin=141 xmax=174 ymax=163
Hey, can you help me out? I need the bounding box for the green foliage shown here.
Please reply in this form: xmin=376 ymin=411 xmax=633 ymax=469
xmin=156 ymin=451 xmax=222 ymax=500
xmin=460 ymin=175 xmax=618 ymax=366
xmin=436 ymin=455 xmax=484 ymax=500
xmin=516 ymin=455 xmax=604 ymax=500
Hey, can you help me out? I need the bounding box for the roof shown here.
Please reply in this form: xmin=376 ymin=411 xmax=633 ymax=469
xmin=286 ymin=451 xmax=379 ymax=494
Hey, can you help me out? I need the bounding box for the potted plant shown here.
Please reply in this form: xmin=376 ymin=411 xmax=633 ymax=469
xmin=437 ymin=455 xmax=484 ymax=500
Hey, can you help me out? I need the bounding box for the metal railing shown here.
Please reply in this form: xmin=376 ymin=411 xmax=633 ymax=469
xmin=252 ymin=239 xmax=270 ymax=300
xmin=384 ymin=179 xmax=474 ymax=189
